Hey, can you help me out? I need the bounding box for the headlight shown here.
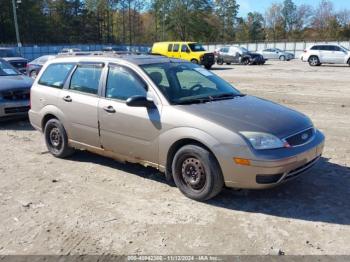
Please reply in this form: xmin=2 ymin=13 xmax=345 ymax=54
xmin=240 ymin=132 xmax=287 ymax=150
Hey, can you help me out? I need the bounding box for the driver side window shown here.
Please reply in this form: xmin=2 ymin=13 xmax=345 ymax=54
xmin=106 ymin=66 xmax=147 ymax=101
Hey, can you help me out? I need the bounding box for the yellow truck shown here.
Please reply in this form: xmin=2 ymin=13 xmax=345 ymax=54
xmin=151 ymin=42 xmax=215 ymax=69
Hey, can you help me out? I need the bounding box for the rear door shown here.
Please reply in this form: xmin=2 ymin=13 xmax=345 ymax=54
xmin=59 ymin=62 xmax=103 ymax=147
xmin=319 ymin=45 xmax=333 ymax=63
xmin=171 ymin=43 xmax=181 ymax=59
xmin=98 ymin=63 xmax=160 ymax=165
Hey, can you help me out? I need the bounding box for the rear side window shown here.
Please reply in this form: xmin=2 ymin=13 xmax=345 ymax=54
xmin=106 ymin=66 xmax=147 ymax=101
xmin=181 ymin=45 xmax=189 ymax=52
xmin=38 ymin=63 xmax=74 ymax=88
xmin=311 ymin=46 xmax=319 ymax=50
xmin=168 ymin=44 xmax=173 ymax=52
xmin=173 ymin=44 xmax=179 ymax=52
xmin=69 ymin=64 xmax=103 ymax=95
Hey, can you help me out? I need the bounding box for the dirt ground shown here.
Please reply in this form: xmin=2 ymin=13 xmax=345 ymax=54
xmin=0 ymin=60 xmax=349 ymax=255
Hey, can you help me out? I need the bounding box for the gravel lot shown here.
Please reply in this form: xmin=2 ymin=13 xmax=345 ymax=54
xmin=0 ymin=60 xmax=349 ymax=255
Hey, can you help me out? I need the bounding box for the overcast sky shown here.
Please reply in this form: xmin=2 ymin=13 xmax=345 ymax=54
xmin=237 ymin=0 xmax=350 ymax=16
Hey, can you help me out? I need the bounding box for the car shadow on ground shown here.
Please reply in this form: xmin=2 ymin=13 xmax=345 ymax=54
xmin=210 ymin=67 xmax=234 ymax=71
xmin=0 ymin=118 xmax=34 ymax=131
xmin=70 ymin=151 xmax=349 ymax=225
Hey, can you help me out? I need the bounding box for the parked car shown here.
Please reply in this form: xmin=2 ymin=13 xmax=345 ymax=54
xmin=59 ymin=48 xmax=82 ymax=54
xmin=0 ymin=47 xmax=28 ymax=74
xmin=29 ymin=54 xmax=324 ymax=201
xmin=302 ymin=44 xmax=350 ymax=66
xmin=216 ymin=46 xmax=266 ymax=65
xmin=151 ymin=42 xmax=215 ymax=69
xmin=258 ymin=48 xmax=295 ymax=61
xmin=103 ymin=46 xmax=129 ymax=53
xmin=0 ymin=58 xmax=33 ymax=120
xmin=27 ymin=55 xmax=56 ymax=79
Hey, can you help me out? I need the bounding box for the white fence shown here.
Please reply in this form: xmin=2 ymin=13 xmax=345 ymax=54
xmin=204 ymin=40 xmax=350 ymax=58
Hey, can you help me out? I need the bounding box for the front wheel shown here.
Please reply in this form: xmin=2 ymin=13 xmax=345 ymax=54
xmin=216 ymin=58 xmax=223 ymax=65
xmin=44 ymin=118 xmax=75 ymax=158
xmin=191 ymin=59 xmax=199 ymax=64
xmin=172 ymin=145 xmax=224 ymax=201
xmin=279 ymin=55 xmax=286 ymax=61
xmin=241 ymin=58 xmax=250 ymax=65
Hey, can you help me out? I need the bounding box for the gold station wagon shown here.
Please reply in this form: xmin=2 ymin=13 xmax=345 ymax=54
xmin=29 ymin=54 xmax=325 ymax=201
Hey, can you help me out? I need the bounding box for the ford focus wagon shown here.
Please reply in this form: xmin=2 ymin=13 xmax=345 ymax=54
xmin=29 ymin=54 xmax=325 ymax=201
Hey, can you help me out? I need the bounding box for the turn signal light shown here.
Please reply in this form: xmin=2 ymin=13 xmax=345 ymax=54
xmin=234 ymin=158 xmax=251 ymax=166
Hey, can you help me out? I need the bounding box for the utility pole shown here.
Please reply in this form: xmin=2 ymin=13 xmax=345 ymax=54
xmin=11 ymin=0 xmax=21 ymax=48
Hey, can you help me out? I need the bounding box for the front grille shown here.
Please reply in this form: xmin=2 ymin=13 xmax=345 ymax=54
xmin=285 ymin=128 xmax=314 ymax=147
xmin=1 ymin=89 xmax=30 ymax=101
xmin=4 ymin=106 xmax=30 ymax=114
xmin=9 ymin=61 xmax=27 ymax=69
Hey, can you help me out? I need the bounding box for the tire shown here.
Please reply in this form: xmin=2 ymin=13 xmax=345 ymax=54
xmin=216 ymin=58 xmax=223 ymax=65
xmin=241 ymin=58 xmax=250 ymax=65
xmin=191 ymin=59 xmax=199 ymax=64
xmin=308 ymin=56 xmax=320 ymax=66
xmin=29 ymin=70 xmax=37 ymax=79
xmin=348 ymin=59 xmax=350 ymax=67
xmin=279 ymin=55 xmax=286 ymax=61
xmin=204 ymin=65 xmax=212 ymax=70
xmin=226 ymin=62 xmax=231 ymax=65
xmin=44 ymin=118 xmax=75 ymax=158
xmin=172 ymin=144 xmax=224 ymax=201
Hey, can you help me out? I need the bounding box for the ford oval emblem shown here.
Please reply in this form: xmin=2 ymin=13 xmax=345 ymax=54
xmin=301 ymin=133 xmax=309 ymax=140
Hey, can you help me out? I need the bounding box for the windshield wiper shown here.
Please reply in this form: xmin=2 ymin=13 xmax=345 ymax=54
xmin=210 ymin=93 xmax=246 ymax=100
xmin=174 ymin=97 xmax=213 ymax=105
xmin=174 ymin=93 xmax=245 ymax=105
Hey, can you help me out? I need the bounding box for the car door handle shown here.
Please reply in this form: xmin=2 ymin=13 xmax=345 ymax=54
xmin=103 ymin=105 xmax=116 ymax=113
xmin=62 ymin=95 xmax=72 ymax=102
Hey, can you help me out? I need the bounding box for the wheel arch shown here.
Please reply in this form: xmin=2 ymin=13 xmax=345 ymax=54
xmin=165 ymin=138 xmax=222 ymax=179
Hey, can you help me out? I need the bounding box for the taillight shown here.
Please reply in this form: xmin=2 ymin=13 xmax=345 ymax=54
xmin=303 ymin=49 xmax=307 ymax=53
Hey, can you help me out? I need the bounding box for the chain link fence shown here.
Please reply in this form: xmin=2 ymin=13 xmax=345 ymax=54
xmin=1 ymin=40 xmax=350 ymax=61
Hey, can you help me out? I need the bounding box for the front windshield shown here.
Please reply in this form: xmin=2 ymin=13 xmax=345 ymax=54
xmin=188 ymin=43 xmax=206 ymax=52
xmin=0 ymin=49 xmax=17 ymax=57
xmin=240 ymin=47 xmax=249 ymax=53
xmin=341 ymin=46 xmax=349 ymax=51
xmin=0 ymin=60 xmax=20 ymax=76
xmin=141 ymin=62 xmax=242 ymax=104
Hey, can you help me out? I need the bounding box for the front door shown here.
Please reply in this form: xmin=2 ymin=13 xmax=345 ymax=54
xmin=98 ymin=64 xmax=161 ymax=166
xmin=59 ymin=62 xmax=103 ymax=148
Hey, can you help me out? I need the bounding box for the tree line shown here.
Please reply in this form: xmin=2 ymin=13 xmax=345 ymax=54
xmin=0 ymin=0 xmax=349 ymax=45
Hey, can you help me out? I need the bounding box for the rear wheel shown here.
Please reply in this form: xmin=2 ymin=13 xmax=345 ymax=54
xmin=172 ymin=145 xmax=224 ymax=201
xmin=204 ymin=65 xmax=212 ymax=70
xmin=348 ymin=59 xmax=350 ymax=67
xmin=226 ymin=62 xmax=231 ymax=65
xmin=279 ymin=55 xmax=286 ymax=61
xmin=308 ymin=56 xmax=320 ymax=66
xmin=44 ymin=118 xmax=75 ymax=158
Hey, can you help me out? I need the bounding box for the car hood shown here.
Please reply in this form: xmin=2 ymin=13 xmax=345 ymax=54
xmin=177 ymin=95 xmax=312 ymax=139
xmin=0 ymin=75 xmax=33 ymax=91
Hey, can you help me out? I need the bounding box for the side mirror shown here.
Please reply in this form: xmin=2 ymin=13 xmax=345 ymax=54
xmin=186 ymin=49 xmax=190 ymax=53
xmin=126 ymin=95 xmax=155 ymax=108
